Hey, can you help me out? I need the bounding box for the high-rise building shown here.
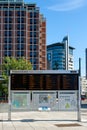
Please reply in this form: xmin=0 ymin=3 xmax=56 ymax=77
xmin=47 ymin=36 xmax=74 ymax=70
xmin=0 ymin=0 xmax=46 ymax=70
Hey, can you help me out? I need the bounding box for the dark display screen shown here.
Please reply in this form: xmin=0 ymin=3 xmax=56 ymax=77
xmin=11 ymin=74 xmax=79 ymax=90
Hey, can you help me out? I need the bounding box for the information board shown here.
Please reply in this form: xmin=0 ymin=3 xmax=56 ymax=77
xmin=11 ymin=73 xmax=78 ymax=90
xmin=58 ymin=91 xmax=77 ymax=111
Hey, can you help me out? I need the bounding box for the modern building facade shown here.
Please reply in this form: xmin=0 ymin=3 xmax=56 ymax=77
xmin=80 ymin=76 xmax=87 ymax=95
xmin=0 ymin=0 xmax=46 ymax=71
xmin=47 ymin=36 xmax=74 ymax=70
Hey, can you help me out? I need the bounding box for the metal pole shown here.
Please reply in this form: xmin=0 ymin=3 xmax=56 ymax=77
xmin=77 ymin=76 xmax=81 ymax=122
xmin=8 ymin=76 xmax=11 ymax=121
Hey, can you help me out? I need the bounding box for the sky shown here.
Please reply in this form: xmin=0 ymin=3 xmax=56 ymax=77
xmin=25 ymin=0 xmax=87 ymax=76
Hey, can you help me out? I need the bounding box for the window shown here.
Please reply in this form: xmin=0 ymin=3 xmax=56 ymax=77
xmin=21 ymin=24 xmax=24 ymax=29
xmin=5 ymin=18 xmax=8 ymax=23
xmin=34 ymin=19 xmax=37 ymax=24
xmin=30 ymin=52 xmax=32 ymax=57
xmin=21 ymin=51 xmax=24 ymax=56
xmin=30 ymin=45 xmax=32 ymax=50
xmin=5 ymin=11 xmax=8 ymax=16
xmin=9 ymin=38 xmax=12 ymax=43
xmin=17 ymin=11 xmax=20 ymax=16
xmin=9 ymin=18 xmax=12 ymax=23
xmin=34 ymin=25 xmax=36 ymax=31
xmin=34 ymin=12 xmax=37 ymax=18
xmin=4 ymin=51 xmax=12 ymax=56
xmin=34 ymin=32 xmax=36 ymax=37
xmin=17 ymin=18 xmax=20 ymax=23
xmin=4 ymin=24 xmax=8 ymax=30
xmin=8 ymin=51 xmax=12 ymax=56
xmin=17 ymin=38 xmax=20 ymax=43
xmin=17 ymin=31 xmax=21 ymax=36
xmin=17 ymin=24 xmax=20 ymax=30
xmin=47 ymin=53 xmax=51 ymax=61
xmin=30 ymin=38 xmax=32 ymax=44
xmin=9 ymin=24 xmax=12 ymax=30
xmin=21 ymin=11 xmax=24 ymax=16
xmin=34 ymin=52 xmax=37 ymax=57
xmin=4 ymin=31 xmax=8 ymax=36
xmin=9 ymin=11 xmax=12 ymax=16
xmin=30 ymin=32 xmax=32 ymax=37
xmin=21 ymin=31 xmax=24 ymax=36
xmin=21 ymin=38 xmax=24 ymax=43
xmin=30 ymin=26 xmax=32 ymax=31
xmin=9 ymin=31 xmax=12 ymax=36
xmin=30 ymin=19 xmax=33 ymax=24
xmin=17 ymin=44 xmax=24 ymax=50
xmin=30 ymin=12 xmax=33 ymax=18
xmin=34 ymin=45 xmax=37 ymax=50
xmin=21 ymin=18 xmax=24 ymax=23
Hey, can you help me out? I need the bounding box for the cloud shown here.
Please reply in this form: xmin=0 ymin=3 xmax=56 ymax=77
xmin=47 ymin=0 xmax=87 ymax=11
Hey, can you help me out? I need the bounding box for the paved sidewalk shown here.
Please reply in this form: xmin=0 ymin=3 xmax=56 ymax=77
xmin=0 ymin=111 xmax=87 ymax=130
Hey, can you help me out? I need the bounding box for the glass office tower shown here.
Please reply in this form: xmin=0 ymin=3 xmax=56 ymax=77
xmin=47 ymin=36 xmax=74 ymax=70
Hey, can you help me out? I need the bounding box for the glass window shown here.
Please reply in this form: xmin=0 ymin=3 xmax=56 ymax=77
xmin=8 ymin=38 xmax=12 ymax=43
xmin=21 ymin=18 xmax=24 ymax=23
xmin=21 ymin=31 xmax=24 ymax=36
xmin=5 ymin=11 xmax=8 ymax=16
xmin=30 ymin=32 xmax=32 ymax=37
xmin=4 ymin=24 xmax=8 ymax=30
xmin=17 ymin=44 xmax=24 ymax=50
xmin=9 ymin=31 xmax=12 ymax=36
xmin=34 ymin=32 xmax=36 ymax=37
xmin=4 ymin=51 xmax=12 ymax=56
xmin=34 ymin=19 xmax=37 ymax=24
xmin=17 ymin=24 xmax=20 ymax=30
xmin=21 ymin=51 xmax=24 ymax=56
xmin=69 ymin=48 xmax=73 ymax=55
xmin=8 ymin=51 xmax=12 ymax=56
xmin=34 ymin=25 xmax=36 ymax=31
xmin=17 ymin=11 xmax=20 ymax=16
xmin=30 ymin=45 xmax=32 ymax=50
xmin=9 ymin=18 xmax=12 ymax=23
xmin=30 ymin=26 xmax=32 ymax=31
xmin=21 ymin=38 xmax=24 ymax=43
xmin=17 ymin=51 xmax=20 ymax=56
xmin=17 ymin=38 xmax=20 ymax=43
xmin=30 ymin=19 xmax=33 ymax=24
xmin=47 ymin=53 xmax=51 ymax=61
xmin=21 ymin=11 xmax=24 ymax=16
xmin=5 ymin=18 xmax=8 ymax=23
xmin=4 ymin=31 xmax=8 ymax=36
xmin=17 ymin=18 xmax=20 ymax=23
xmin=30 ymin=52 xmax=32 ymax=57
xmin=9 ymin=11 xmax=12 ymax=16
xmin=9 ymin=24 xmax=12 ymax=30
xmin=30 ymin=58 xmax=32 ymax=63
xmin=34 ymin=12 xmax=37 ymax=18
xmin=34 ymin=52 xmax=37 ymax=57
xmin=34 ymin=45 xmax=37 ymax=50
xmin=30 ymin=38 xmax=32 ymax=44
xmin=30 ymin=12 xmax=33 ymax=18
xmin=17 ymin=31 xmax=20 ymax=36
xmin=21 ymin=24 xmax=24 ymax=29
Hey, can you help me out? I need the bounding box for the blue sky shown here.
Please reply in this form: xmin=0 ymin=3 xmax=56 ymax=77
xmin=25 ymin=0 xmax=87 ymax=76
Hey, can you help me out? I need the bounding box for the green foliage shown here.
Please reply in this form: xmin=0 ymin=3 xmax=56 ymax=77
xmin=0 ymin=57 xmax=32 ymax=99
xmin=2 ymin=57 xmax=32 ymax=78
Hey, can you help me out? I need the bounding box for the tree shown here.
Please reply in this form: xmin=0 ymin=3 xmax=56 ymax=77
xmin=0 ymin=57 xmax=32 ymax=101
xmin=2 ymin=57 xmax=32 ymax=79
